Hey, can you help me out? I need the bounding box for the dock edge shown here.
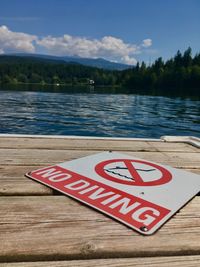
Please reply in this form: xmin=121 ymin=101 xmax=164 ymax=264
xmin=0 ymin=134 xmax=199 ymax=148
xmin=161 ymin=136 xmax=200 ymax=148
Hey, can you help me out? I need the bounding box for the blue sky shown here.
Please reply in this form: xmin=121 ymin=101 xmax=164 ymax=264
xmin=0 ymin=0 xmax=199 ymax=65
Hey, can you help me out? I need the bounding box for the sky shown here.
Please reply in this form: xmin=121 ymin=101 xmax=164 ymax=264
xmin=0 ymin=0 xmax=199 ymax=65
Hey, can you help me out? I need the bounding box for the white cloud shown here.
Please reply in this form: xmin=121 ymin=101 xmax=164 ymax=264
xmin=121 ymin=55 xmax=137 ymax=65
xmin=0 ymin=25 xmax=153 ymax=65
xmin=37 ymin=35 xmax=140 ymax=65
xmin=142 ymin=39 xmax=152 ymax=48
xmin=0 ymin=25 xmax=37 ymax=53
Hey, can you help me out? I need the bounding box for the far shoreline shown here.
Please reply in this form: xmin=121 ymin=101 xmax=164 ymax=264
xmin=0 ymin=83 xmax=199 ymax=100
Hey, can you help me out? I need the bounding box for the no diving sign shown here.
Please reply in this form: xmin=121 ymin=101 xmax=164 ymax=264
xmin=26 ymin=152 xmax=200 ymax=235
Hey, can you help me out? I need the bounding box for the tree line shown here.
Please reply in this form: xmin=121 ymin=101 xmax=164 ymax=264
xmin=123 ymin=47 xmax=200 ymax=93
xmin=0 ymin=48 xmax=199 ymax=94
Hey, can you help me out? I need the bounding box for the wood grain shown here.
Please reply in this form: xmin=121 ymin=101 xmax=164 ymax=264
xmin=0 ymin=196 xmax=199 ymax=262
xmin=0 ymin=137 xmax=198 ymax=152
xmin=1 ymin=255 xmax=200 ymax=266
xmin=0 ymin=136 xmax=199 ymax=265
xmin=0 ymin=149 xmax=200 ymax=167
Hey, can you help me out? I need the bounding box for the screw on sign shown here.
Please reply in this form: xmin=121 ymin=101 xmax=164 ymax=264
xmin=95 ymin=159 xmax=172 ymax=186
xmin=26 ymin=151 xmax=200 ymax=235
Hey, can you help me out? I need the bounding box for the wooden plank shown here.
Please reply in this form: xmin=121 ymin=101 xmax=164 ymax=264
xmin=0 ymin=149 xmax=199 ymax=168
xmin=0 ymin=196 xmax=199 ymax=262
xmin=0 ymin=137 xmax=198 ymax=152
xmin=0 ymin=165 xmax=200 ymax=196
xmin=0 ymin=138 xmax=199 ymax=264
xmin=0 ymin=165 xmax=43 ymax=179
xmin=1 ymin=255 xmax=200 ymax=266
xmin=0 ymin=180 xmax=53 ymax=196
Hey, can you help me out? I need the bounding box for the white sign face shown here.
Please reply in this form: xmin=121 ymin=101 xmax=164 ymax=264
xmin=26 ymin=152 xmax=200 ymax=235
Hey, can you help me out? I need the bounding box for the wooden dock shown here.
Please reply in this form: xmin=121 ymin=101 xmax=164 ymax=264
xmin=0 ymin=135 xmax=200 ymax=266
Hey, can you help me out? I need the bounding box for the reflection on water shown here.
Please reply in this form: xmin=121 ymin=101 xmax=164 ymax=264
xmin=0 ymin=85 xmax=199 ymax=138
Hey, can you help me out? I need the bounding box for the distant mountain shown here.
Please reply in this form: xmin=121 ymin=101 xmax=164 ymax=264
xmin=0 ymin=55 xmax=68 ymax=65
xmin=7 ymin=53 xmax=131 ymax=70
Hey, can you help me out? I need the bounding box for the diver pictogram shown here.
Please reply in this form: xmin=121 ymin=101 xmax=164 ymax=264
xmin=105 ymin=165 xmax=156 ymax=181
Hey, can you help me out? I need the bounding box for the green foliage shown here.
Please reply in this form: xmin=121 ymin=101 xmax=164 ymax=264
xmin=0 ymin=55 xmax=117 ymax=86
xmin=123 ymin=48 xmax=200 ymax=93
xmin=0 ymin=48 xmax=200 ymax=95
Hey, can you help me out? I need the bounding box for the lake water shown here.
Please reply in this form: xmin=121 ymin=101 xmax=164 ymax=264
xmin=0 ymin=85 xmax=199 ymax=138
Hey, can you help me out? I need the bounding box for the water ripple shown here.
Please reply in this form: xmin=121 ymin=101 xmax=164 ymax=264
xmin=0 ymin=90 xmax=199 ymax=138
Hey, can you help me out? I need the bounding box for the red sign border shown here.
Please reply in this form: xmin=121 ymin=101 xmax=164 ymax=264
xmin=95 ymin=159 xmax=172 ymax=186
xmin=26 ymin=165 xmax=171 ymax=235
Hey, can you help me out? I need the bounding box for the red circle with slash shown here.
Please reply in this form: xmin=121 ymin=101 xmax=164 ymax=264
xmin=95 ymin=159 xmax=172 ymax=186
